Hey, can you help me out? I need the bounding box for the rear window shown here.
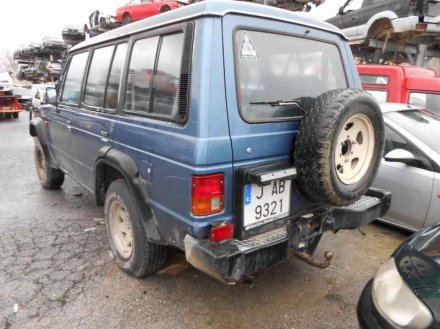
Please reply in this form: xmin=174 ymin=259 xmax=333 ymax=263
xmin=409 ymin=92 xmax=440 ymax=114
xmin=359 ymin=75 xmax=389 ymax=85
xmin=235 ymin=30 xmax=347 ymax=123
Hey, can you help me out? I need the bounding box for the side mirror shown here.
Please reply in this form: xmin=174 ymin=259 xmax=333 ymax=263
xmin=384 ymin=149 xmax=417 ymax=165
xmin=45 ymin=87 xmax=57 ymax=105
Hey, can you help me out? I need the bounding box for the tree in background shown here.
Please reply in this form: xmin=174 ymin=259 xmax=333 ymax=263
xmin=0 ymin=49 xmax=18 ymax=75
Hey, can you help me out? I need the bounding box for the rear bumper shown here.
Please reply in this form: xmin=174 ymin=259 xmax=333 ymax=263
xmin=185 ymin=188 xmax=391 ymax=282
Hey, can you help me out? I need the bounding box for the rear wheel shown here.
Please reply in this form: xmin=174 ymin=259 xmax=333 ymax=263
xmin=105 ymin=179 xmax=167 ymax=277
xmin=12 ymin=112 xmax=18 ymax=119
xmin=34 ymin=139 xmax=65 ymax=189
xmin=294 ymin=89 xmax=384 ymax=206
xmin=122 ymin=13 xmax=132 ymax=24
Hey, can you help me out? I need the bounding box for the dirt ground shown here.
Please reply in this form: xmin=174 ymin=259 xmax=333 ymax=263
xmin=0 ymin=113 xmax=408 ymax=329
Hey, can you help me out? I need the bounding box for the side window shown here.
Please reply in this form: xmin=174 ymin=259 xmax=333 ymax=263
xmin=61 ymin=52 xmax=89 ymax=105
xmin=151 ymin=32 xmax=184 ymax=117
xmin=344 ymin=0 xmax=364 ymax=11
xmin=384 ymin=126 xmax=431 ymax=171
xmin=105 ymin=43 xmax=127 ymax=109
xmin=125 ymin=37 xmax=159 ymax=113
xmin=84 ymin=45 xmax=114 ymax=108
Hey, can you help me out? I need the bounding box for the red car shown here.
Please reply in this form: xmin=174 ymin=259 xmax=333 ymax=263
xmin=116 ymin=0 xmax=182 ymax=24
xmin=357 ymin=64 xmax=440 ymax=114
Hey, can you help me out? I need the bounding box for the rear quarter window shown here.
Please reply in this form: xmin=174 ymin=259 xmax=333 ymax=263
xmin=235 ymin=30 xmax=347 ymax=123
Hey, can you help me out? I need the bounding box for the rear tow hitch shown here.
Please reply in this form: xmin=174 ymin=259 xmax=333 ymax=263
xmin=291 ymin=249 xmax=333 ymax=269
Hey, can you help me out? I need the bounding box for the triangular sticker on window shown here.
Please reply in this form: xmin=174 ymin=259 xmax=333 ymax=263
xmin=240 ymin=33 xmax=259 ymax=61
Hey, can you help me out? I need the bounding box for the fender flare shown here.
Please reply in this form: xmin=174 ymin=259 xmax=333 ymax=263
xmin=95 ymin=147 xmax=164 ymax=244
xmin=29 ymin=117 xmax=47 ymax=145
xmin=29 ymin=117 xmax=57 ymax=168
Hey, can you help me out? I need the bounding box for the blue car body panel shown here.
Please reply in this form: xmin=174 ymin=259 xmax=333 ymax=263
xmin=38 ymin=1 xmax=359 ymax=250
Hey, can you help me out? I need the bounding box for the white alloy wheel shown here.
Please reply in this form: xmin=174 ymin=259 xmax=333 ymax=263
xmin=109 ymin=200 xmax=134 ymax=259
xmin=35 ymin=147 xmax=47 ymax=182
xmin=334 ymin=114 xmax=375 ymax=185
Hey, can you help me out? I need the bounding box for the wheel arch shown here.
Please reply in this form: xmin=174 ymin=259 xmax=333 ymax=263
xmin=367 ymin=17 xmax=394 ymax=39
xmin=30 ymin=116 xmax=57 ymax=168
xmin=95 ymin=147 xmax=164 ymax=243
xmin=160 ymin=5 xmax=171 ymax=12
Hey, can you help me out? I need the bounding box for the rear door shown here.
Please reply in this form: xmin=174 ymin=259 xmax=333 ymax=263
xmin=222 ymin=15 xmax=351 ymax=237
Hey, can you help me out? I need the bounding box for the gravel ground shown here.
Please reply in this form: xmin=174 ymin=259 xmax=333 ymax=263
xmin=0 ymin=113 xmax=408 ymax=329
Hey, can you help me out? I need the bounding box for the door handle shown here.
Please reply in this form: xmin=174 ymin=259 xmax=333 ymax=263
xmin=395 ymin=4 xmax=402 ymax=10
xmin=66 ymin=120 xmax=72 ymax=125
xmin=350 ymin=17 xmax=357 ymax=21
xmin=100 ymin=130 xmax=109 ymax=137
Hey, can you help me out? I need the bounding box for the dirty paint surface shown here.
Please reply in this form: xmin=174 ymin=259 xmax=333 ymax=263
xmin=0 ymin=115 xmax=408 ymax=329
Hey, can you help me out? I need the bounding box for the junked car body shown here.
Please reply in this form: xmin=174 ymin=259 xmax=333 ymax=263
xmin=327 ymin=0 xmax=440 ymax=43
xmin=374 ymin=103 xmax=440 ymax=232
xmin=30 ymin=0 xmax=390 ymax=283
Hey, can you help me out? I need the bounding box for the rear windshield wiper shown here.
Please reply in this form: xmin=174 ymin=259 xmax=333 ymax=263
xmin=250 ymin=99 xmax=300 ymax=107
xmin=249 ymin=98 xmax=307 ymax=113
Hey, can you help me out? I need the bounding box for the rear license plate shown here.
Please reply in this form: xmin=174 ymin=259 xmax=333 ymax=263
xmin=243 ymin=179 xmax=291 ymax=230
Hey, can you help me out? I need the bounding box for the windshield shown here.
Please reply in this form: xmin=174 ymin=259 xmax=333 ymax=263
xmin=385 ymin=110 xmax=440 ymax=154
xmin=235 ymin=30 xmax=347 ymax=122
xmin=13 ymin=87 xmax=32 ymax=96
xmin=409 ymin=92 xmax=440 ymax=114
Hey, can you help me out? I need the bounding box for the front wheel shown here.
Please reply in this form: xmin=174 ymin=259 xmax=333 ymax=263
xmin=12 ymin=112 xmax=19 ymax=119
xmin=105 ymin=179 xmax=167 ymax=277
xmin=34 ymin=139 xmax=65 ymax=189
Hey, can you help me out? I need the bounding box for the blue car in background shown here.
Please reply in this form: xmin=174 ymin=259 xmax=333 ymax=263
xmin=30 ymin=0 xmax=390 ymax=283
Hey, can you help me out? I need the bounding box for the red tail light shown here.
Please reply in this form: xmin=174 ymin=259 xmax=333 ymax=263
xmin=210 ymin=223 xmax=234 ymax=242
xmin=416 ymin=23 xmax=427 ymax=31
xmin=191 ymin=174 xmax=224 ymax=216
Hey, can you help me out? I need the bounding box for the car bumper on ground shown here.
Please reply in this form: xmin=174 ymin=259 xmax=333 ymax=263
xmin=357 ymin=279 xmax=393 ymax=329
xmin=184 ymin=188 xmax=391 ymax=283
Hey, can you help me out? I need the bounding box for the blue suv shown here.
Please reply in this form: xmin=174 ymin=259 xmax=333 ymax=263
xmin=30 ymin=1 xmax=390 ymax=283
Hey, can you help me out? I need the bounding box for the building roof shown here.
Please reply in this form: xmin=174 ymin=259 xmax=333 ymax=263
xmin=71 ymin=0 xmax=346 ymax=52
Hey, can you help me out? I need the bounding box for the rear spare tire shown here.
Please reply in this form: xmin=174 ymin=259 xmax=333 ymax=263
xmin=294 ymin=89 xmax=384 ymax=206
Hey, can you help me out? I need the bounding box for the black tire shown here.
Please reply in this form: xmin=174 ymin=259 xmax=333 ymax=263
xmin=12 ymin=112 xmax=19 ymax=119
xmin=294 ymin=89 xmax=384 ymax=206
xmin=160 ymin=5 xmax=170 ymax=13
xmin=34 ymin=139 xmax=65 ymax=189
xmin=105 ymin=179 xmax=167 ymax=277
xmin=122 ymin=13 xmax=132 ymax=25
